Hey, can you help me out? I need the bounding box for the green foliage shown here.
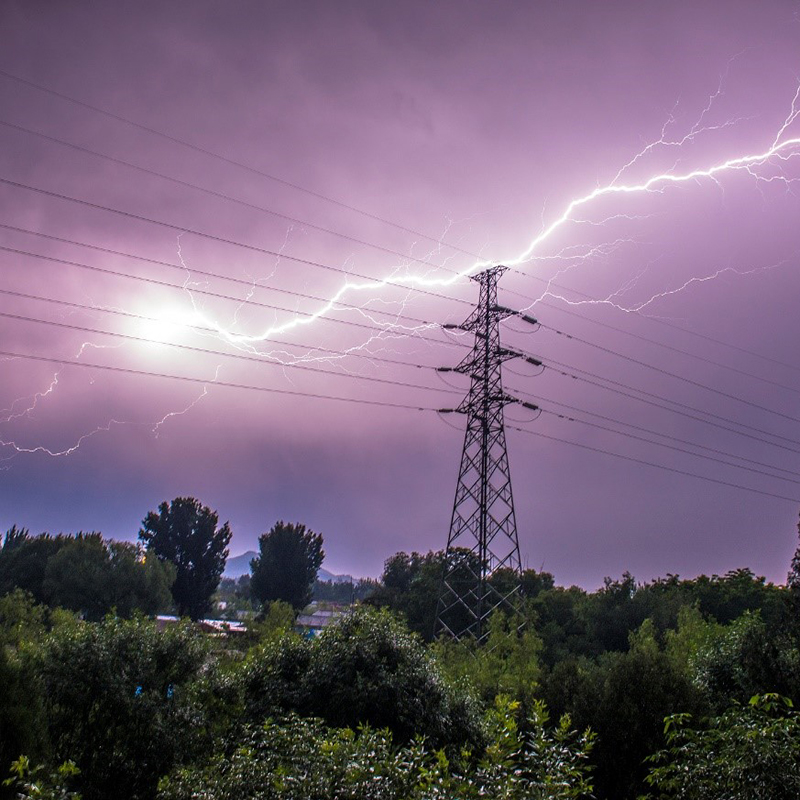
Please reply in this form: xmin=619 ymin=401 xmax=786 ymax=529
xmin=0 ymin=531 xmax=173 ymax=621
xmin=250 ymin=522 xmax=324 ymax=611
xmin=29 ymin=615 xmax=209 ymax=800
xmin=540 ymin=619 xmax=703 ymax=800
xmin=313 ymin=577 xmax=379 ymax=604
xmin=0 ymin=590 xmax=48 ymax=648
xmin=158 ymin=698 xmax=594 ymax=800
xmin=434 ymin=609 xmax=543 ymax=704
xmin=0 ymin=648 xmax=46 ymax=797
xmin=4 ymin=756 xmax=80 ymax=800
xmin=301 ymin=607 xmax=483 ymax=750
xmin=645 ymin=694 xmax=800 ymax=799
xmin=691 ymin=611 xmax=800 ymax=709
xmin=368 ymin=550 xmax=443 ymax=639
xmin=158 ymin=715 xmax=420 ymax=800
xmin=140 ymin=497 xmax=232 ymax=620
xmin=42 ymin=537 xmax=174 ymax=621
xmin=663 ymin=604 xmax=722 ymax=673
xmin=236 ymin=607 xmax=485 ymax=752
xmin=0 ymin=529 xmax=70 ymax=604
xmin=243 ymin=600 xmax=296 ymax=644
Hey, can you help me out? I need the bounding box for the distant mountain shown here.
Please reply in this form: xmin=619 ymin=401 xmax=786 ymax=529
xmin=318 ymin=568 xmax=354 ymax=584
xmin=224 ymin=551 xmax=353 ymax=583
xmin=224 ymin=551 xmax=257 ymax=578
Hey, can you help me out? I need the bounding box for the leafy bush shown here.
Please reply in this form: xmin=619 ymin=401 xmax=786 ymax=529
xmin=645 ymin=694 xmax=800 ymax=799
xmin=29 ymin=615 xmax=209 ymax=800
xmin=158 ymin=697 xmax=594 ymax=800
xmin=236 ymin=607 xmax=485 ymax=752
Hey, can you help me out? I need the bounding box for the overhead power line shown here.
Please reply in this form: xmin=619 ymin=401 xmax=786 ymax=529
xmin=0 ymin=176 xmax=472 ymax=309
xmin=8 ymin=290 xmax=797 ymax=487
xmin=532 ymin=405 xmax=800 ymax=485
xmin=534 ymin=298 xmax=800 ymax=396
xmin=0 ymin=68 xmax=481 ymax=258
xmin=540 ymin=354 xmax=800 ymax=454
xmin=0 ymin=310 xmax=461 ymax=396
xmin=5 ymin=66 xmax=792 ymax=392
xmin=0 ymin=117 xmax=474 ymax=273
xmin=506 ymin=423 xmax=800 ymax=503
xmin=0 ymin=285 xmax=447 ymax=371
xmin=506 ymin=385 xmax=800 ymax=479
xmin=507 ymin=265 xmax=800 ymax=378
xmin=542 ymin=322 xmax=800 ymax=425
xmin=0 ymin=346 xmax=437 ymax=412
xmin=0 ymin=244 xmax=464 ymax=347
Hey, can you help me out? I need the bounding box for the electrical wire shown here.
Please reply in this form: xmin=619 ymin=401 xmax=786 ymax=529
xmin=504 ymin=384 xmax=800 ymax=478
xmin=541 ymin=322 xmax=800 ymax=425
xmin=0 ymin=176 xmax=473 ymax=310
xmin=0 ymin=243 xmax=464 ymax=347
xmin=0 ymin=346 xmax=439 ymax=412
xmin=0 ymin=117 xmax=477 ymax=275
xmin=530 ymin=404 xmax=800 ymax=485
xmin=533 ymin=297 xmax=800 ymax=395
xmin=0 ymin=310 xmax=462 ymax=396
xmin=536 ymin=353 xmax=800 ymax=454
xmin=0 ymin=68 xmax=484 ymax=259
xmin=0 ymin=285 xmax=450 ymax=371
xmin=506 ymin=423 xmax=800 ymax=503
xmin=5 ymin=66 xmax=794 ymax=393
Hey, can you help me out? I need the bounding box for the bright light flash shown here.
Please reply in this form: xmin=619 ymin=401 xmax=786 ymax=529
xmin=175 ymin=83 xmax=800 ymax=348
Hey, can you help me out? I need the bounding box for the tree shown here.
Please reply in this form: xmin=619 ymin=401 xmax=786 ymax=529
xmin=42 ymin=533 xmax=112 ymax=621
xmin=788 ymin=510 xmax=800 ymax=591
xmin=250 ymin=522 xmax=324 ymax=611
xmin=139 ymin=497 xmax=232 ymax=620
xmin=645 ymin=694 xmax=800 ymax=799
xmin=368 ymin=549 xmax=482 ymax=640
xmin=236 ymin=607 xmax=485 ymax=752
xmin=30 ymin=615 xmax=208 ymax=800
xmin=0 ymin=528 xmax=70 ymax=603
xmin=158 ymin=699 xmax=594 ymax=800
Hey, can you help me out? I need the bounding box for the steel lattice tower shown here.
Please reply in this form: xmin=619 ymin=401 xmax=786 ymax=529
xmin=434 ymin=265 xmax=524 ymax=641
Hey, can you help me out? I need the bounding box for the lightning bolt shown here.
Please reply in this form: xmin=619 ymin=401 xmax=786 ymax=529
xmin=6 ymin=70 xmax=800 ymax=459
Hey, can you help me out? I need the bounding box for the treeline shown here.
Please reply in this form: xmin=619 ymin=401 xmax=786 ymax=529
xmin=0 ymin=526 xmax=174 ymax=620
xmin=2 ymin=500 xmax=800 ymax=799
xmin=369 ymin=551 xmax=800 ymax=798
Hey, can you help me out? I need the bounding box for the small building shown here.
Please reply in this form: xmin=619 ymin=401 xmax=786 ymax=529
xmin=295 ymin=608 xmax=345 ymax=638
xmin=155 ymin=614 xmax=247 ymax=636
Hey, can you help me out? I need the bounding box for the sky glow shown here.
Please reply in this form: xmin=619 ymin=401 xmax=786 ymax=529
xmin=3 ymin=1 xmax=800 ymax=586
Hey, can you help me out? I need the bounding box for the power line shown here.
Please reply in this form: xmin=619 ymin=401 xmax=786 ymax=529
xmin=531 ymin=404 xmax=800 ymax=485
xmin=541 ymin=322 xmax=800 ymax=425
xmin=20 ymin=278 xmax=799 ymax=485
xmin=8 ymin=85 xmax=793 ymax=406
xmin=0 ymin=310 xmax=461 ymax=396
xmin=533 ymin=297 xmax=800 ymax=396
xmin=0 ymin=243 xmax=463 ymax=347
xmin=537 ymin=353 xmax=800 ymax=454
xmin=505 ymin=385 xmax=800 ymax=479
xmin=448 ymin=329 xmax=800 ymax=454
xmin=0 ymin=347 xmax=437 ymax=412
xmin=507 ymin=265 xmax=800 ymax=378
xmin=0 ymin=68 xmax=482 ymax=259
xmin=0 ymin=285 xmax=448 ymax=372
xmin=0 ymin=176 xmax=472 ymax=310
xmin=506 ymin=423 xmax=800 ymax=503
xmin=0 ymin=117 xmax=477 ymax=274
xmin=5 ymin=67 xmax=793 ymax=392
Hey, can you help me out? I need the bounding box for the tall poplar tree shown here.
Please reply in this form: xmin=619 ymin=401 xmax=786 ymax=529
xmin=139 ymin=497 xmax=231 ymax=620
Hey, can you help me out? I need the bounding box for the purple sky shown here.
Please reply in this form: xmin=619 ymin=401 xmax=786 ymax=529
xmin=3 ymin=1 xmax=800 ymax=588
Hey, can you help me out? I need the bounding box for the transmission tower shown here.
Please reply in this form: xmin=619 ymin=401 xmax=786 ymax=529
xmin=434 ymin=265 xmax=534 ymax=642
